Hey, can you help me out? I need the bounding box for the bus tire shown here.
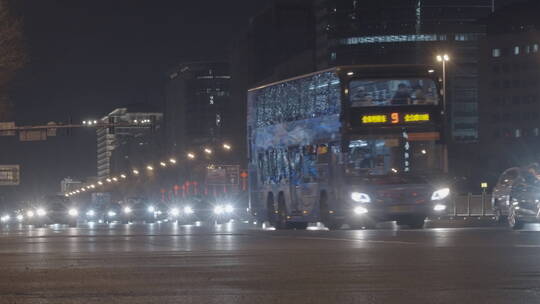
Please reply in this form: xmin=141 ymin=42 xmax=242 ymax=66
xmin=276 ymin=194 xmax=290 ymax=230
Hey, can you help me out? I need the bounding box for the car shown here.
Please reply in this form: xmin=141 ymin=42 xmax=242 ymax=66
xmin=494 ymin=164 xmax=540 ymax=230
xmin=341 ymin=174 xmax=451 ymax=229
xmin=167 ymin=203 xmax=196 ymax=223
xmin=492 ymin=167 xmax=521 ymax=223
xmin=120 ymin=201 xmax=158 ymax=223
xmin=28 ymin=202 xmax=80 ymax=227
xmin=190 ymin=198 xmax=236 ymax=224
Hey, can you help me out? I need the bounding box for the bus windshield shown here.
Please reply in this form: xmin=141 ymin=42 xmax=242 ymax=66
xmin=345 ymin=138 xmax=442 ymax=177
xmin=349 ymin=78 xmax=439 ymax=107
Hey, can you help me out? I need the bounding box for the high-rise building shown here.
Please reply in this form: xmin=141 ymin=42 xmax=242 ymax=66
xmin=164 ymin=62 xmax=231 ymax=155
xmin=478 ymin=0 xmax=540 ymax=181
xmin=96 ymin=105 xmax=163 ymax=180
xmin=60 ymin=177 xmax=82 ymax=195
xmin=314 ymin=0 xmax=521 ymax=142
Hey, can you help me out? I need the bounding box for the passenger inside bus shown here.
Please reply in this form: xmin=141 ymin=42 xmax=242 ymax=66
xmin=349 ymin=79 xmax=438 ymax=107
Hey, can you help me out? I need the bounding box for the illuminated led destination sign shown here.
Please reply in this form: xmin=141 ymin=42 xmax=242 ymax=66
xmin=361 ymin=112 xmax=431 ymax=125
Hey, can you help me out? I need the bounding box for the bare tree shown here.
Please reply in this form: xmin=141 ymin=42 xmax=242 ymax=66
xmin=0 ymin=0 xmax=25 ymax=121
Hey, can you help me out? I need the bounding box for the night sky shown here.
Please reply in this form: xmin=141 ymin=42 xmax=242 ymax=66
xmin=1 ymin=1 xmax=270 ymax=204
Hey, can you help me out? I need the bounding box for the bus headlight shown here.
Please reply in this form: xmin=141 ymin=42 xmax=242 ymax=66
xmin=184 ymin=206 xmax=194 ymax=215
xmin=353 ymin=206 xmax=368 ymax=215
xmin=147 ymin=206 xmax=155 ymax=213
xmin=68 ymin=209 xmax=78 ymax=217
xmin=431 ymin=188 xmax=450 ymax=201
xmin=123 ymin=207 xmax=132 ymax=214
xmin=433 ymin=204 xmax=447 ymax=212
xmin=351 ymin=192 xmax=371 ymax=203
xmin=107 ymin=211 xmax=117 ymax=217
xmin=224 ymin=204 xmax=234 ymax=213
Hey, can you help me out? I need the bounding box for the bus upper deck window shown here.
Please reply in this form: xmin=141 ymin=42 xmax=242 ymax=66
xmin=349 ymin=78 xmax=439 ymax=107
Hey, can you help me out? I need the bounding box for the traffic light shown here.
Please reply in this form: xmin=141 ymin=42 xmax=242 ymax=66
xmin=108 ymin=117 xmax=115 ymax=134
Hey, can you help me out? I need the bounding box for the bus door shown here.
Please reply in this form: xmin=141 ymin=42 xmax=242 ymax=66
xmin=288 ymin=145 xmax=320 ymax=216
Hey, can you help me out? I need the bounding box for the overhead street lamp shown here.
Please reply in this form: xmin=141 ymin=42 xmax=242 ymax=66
xmin=187 ymin=153 xmax=196 ymax=159
xmin=223 ymin=143 xmax=231 ymax=151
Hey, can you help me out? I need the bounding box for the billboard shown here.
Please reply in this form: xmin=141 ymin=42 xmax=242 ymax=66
xmin=0 ymin=165 xmax=20 ymax=186
xmin=206 ymin=165 xmax=239 ymax=185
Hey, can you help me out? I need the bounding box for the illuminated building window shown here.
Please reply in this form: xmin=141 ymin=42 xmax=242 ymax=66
xmin=341 ymin=34 xmax=446 ymax=45
xmin=514 ymin=46 xmax=520 ymax=55
xmin=492 ymin=49 xmax=501 ymax=57
xmin=534 ymin=128 xmax=539 ymax=136
xmin=515 ymin=129 xmax=521 ymax=138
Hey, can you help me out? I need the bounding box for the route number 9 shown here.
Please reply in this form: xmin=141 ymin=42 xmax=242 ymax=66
xmin=391 ymin=112 xmax=399 ymax=124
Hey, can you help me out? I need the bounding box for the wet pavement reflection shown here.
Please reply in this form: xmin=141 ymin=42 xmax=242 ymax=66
xmin=1 ymin=221 xmax=540 ymax=303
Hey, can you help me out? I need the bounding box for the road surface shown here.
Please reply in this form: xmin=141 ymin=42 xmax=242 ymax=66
xmin=1 ymin=221 xmax=540 ymax=303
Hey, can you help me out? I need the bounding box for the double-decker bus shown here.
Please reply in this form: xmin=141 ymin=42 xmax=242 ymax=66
xmin=247 ymin=65 xmax=451 ymax=230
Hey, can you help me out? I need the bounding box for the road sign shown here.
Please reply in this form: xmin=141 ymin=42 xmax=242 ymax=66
xmin=206 ymin=165 xmax=239 ymax=185
xmin=0 ymin=122 xmax=15 ymax=136
xmin=0 ymin=165 xmax=20 ymax=186
xmin=19 ymin=130 xmax=47 ymax=141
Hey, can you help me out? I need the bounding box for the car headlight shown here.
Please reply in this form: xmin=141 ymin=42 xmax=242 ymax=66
xmin=431 ymin=188 xmax=450 ymax=201
xmin=224 ymin=204 xmax=233 ymax=213
xmin=170 ymin=208 xmax=180 ymax=217
xmin=123 ymin=207 xmax=132 ymax=214
xmin=86 ymin=210 xmax=95 ymax=217
xmin=214 ymin=206 xmax=224 ymax=215
xmin=26 ymin=210 xmax=35 ymax=218
xmin=351 ymin=192 xmax=371 ymax=203
xmin=353 ymin=206 xmax=368 ymax=215
xmin=1 ymin=215 xmax=9 ymax=222
xmin=16 ymin=214 xmax=24 ymax=221
xmin=147 ymin=206 xmax=155 ymax=213
xmin=184 ymin=206 xmax=194 ymax=215
xmin=68 ymin=208 xmax=78 ymax=217
xmin=107 ymin=211 xmax=117 ymax=217
xmin=36 ymin=208 xmax=46 ymax=216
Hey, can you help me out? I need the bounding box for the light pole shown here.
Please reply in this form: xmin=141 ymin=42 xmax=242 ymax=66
xmin=436 ymin=54 xmax=450 ymax=173
xmin=436 ymin=54 xmax=450 ymax=114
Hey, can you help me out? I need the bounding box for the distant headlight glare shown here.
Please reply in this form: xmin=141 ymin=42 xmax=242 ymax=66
xmin=68 ymin=208 xmax=78 ymax=217
xmin=184 ymin=206 xmax=194 ymax=215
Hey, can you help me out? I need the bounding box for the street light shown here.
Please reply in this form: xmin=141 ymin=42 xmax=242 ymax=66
xmin=97 ymin=181 xmax=103 ymax=185
xmin=187 ymin=152 xmax=196 ymax=159
xmin=436 ymin=54 xmax=450 ymax=112
xmin=204 ymin=148 xmax=212 ymax=155
xmin=120 ymin=174 xmax=127 ymax=179
xmin=436 ymin=53 xmax=450 ymax=173
xmin=223 ymin=143 xmax=231 ymax=151
xmin=160 ymin=162 xmax=167 ymax=167
xmin=147 ymin=165 xmax=154 ymax=171
xmin=133 ymin=169 xmax=140 ymax=175
xmin=169 ymin=158 xmax=177 ymax=164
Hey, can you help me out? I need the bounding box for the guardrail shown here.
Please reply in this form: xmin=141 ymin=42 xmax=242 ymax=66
xmin=447 ymin=193 xmax=493 ymax=216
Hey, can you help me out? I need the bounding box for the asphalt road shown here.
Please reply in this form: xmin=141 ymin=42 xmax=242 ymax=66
xmin=1 ymin=221 xmax=540 ymax=304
